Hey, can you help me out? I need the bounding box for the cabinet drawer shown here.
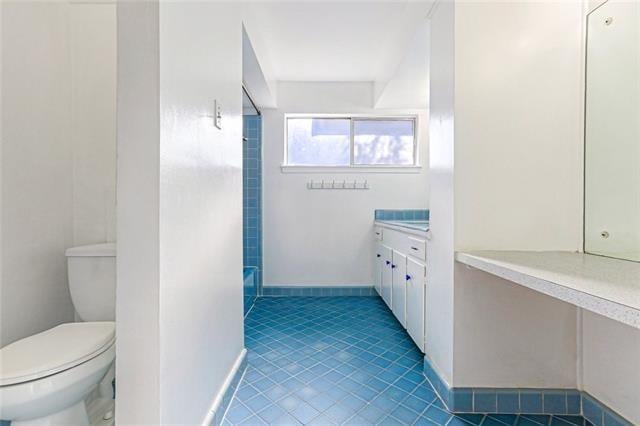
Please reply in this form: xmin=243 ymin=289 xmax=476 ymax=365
xmin=406 ymin=236 xmax=426 ymax=261
xmin=374 ymin=227 xmax=383 ymax=241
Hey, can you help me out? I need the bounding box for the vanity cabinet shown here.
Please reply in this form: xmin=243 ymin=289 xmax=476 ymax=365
xmin=373 ymin=224 xmax=427 ymax=351
xmin=380 ymin=245 xmax=393 ymax=309
xmin=392 ymin=250 xmax=407 ymax=328
xmin=374 ymin=243 xmax=383 ymax=296
xmin=406 ymin=257 xmax=426 ymax=350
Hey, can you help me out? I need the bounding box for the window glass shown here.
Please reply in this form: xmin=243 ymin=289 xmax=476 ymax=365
xmin=286 ymin=118 xmax=350 ymax=166
xmin=353 ymin=119 xmax=415 ymax=165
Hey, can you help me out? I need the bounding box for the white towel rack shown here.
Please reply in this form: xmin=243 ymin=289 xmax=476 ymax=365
xmin=306 ymin=179 xmax=369 ymax=190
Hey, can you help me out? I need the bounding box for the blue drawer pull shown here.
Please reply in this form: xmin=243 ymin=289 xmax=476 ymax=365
xmin=386 ymin=261 xmax=391 ymax=265
xmin=406 ymin=275 xmax=411 ymax=281
xmin=391 ymin=264 xmax=397 ymax=269
xmin=376 ymin=254 xmax=381 ymax=258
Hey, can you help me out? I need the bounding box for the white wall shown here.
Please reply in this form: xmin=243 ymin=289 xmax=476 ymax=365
xmin=1 ymin=2 xmax=75 ymax=347
xmin=0 ymin=0 xmax=3 ymax=351
xmin=375 ymin=21 xmax=430 ymax=110
xmin=0 ymin=1 xmax=117 ymax=347
xmin=70 ymin=3 xmax=117 ymax=247
xmin=454 ymin=265 xmax=577 ymax=388
xmin=450 ymin=0 xmax=584 ymax=387
xmin=428 ymin=2 xmax=640 ymax=420
xmin=242 ymin=26 xmax=277 ymax=110
xmin=158 ymin=2 xmax=244 ymax=423
xmin=588 ymin=0 xmax=608 ymax=13
xmin=582 ymin=311 xmax=640 ymax=424
xmin=241 ymin=7 xmax=278 ymax=108
xmin=263 ymin=81 xmax=429 ymax=287
xmin=453 ymin=1 xmax=584 ymax=252
xmin=425 ymin=0 xmax=455 ymax=385
xmin=117 ymin=2 xmax=245 ymax=423
xmin=116 ymin=2 xmax=161 ymax=423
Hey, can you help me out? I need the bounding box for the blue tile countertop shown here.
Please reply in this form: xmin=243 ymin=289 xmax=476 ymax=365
xmin=374 ymin=209 xmax=430 ymax=233
xmin=376 ymin=220 xmax=430 ymax=233
xmin=375 ymin=209 xmax=429 ymax=221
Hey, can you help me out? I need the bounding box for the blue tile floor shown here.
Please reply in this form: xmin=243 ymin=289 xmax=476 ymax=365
xmin=223 ymin=297 xmax=590 ymax=426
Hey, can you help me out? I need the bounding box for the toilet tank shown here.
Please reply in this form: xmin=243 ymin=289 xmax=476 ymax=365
xmin=65 ymin=243 xmax=116 ymax=321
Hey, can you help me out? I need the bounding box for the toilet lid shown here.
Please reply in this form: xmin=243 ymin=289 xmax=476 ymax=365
xmin=0 ymin=322 xmax=115 ymax=386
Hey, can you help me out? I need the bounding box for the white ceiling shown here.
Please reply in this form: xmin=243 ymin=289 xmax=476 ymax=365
xmin=246 ymin=1 xmax=434 ymax=82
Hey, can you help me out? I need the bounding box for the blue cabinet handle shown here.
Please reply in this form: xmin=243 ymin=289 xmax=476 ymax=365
xmin=391 ymin=264 xmax=397 ymax=269
xmin=385 ymin=261 xmax=391 ymax=265
xmin=406 ymin=275 xmax=411 ymax=281
xmin=376 ymin=254 xmax=381 ymax=258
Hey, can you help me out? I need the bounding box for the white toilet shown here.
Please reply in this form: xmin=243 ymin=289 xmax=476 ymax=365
xmin=0 ymin=243 xmax=116 ymax=426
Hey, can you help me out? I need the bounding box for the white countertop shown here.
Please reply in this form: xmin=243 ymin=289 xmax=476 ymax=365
xmin=455 ymin=251 xmax=640 ymax=329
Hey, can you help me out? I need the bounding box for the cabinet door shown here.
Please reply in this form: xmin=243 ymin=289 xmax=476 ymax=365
xmin=406 ymin=257 xmax=426 ymax=351
xmin=380 ymin=245 xmax=393 ymax=308
xmin=374 ymin=244 xmax=383 ymax=296
xmin=392 ymin=250 xmax=407 ymax=328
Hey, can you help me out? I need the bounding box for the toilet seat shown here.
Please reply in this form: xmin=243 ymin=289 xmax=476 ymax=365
xmin=0 ymin=322 xmax=115 ymax=386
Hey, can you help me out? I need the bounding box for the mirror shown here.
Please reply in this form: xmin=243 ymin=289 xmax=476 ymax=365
xmin=584 ymin=0 xmax=640 ymax=262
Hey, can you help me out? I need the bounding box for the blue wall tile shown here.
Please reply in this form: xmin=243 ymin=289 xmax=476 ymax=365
xmin=473 ymin=390 xmax=497 ymax=412
xmin=262 ymin=286 xmax=376 ymax=297
xmin=605 ymin=411 xmax=630 ymax=426
xmin=243 ymin=115 xmax=262 ymax=304
xmin=582 ymin=393 xmax=603 ymax=426
xmin=543 ymin=391 xmax=567 ymax=415
xmin=496 ymin=390 xmax=519 ymax=413
xmin=520 ymin=390 xmax=543 ymax=414
xmin=419 ymin=363 xmax=632 ymax=425
xmin=567 ymin=391 xmax=581 ymax=415
xmin=375 ymin=209 xmax=429 ymax=221
xmin=450 ymin=389 xmax=473 ymax=412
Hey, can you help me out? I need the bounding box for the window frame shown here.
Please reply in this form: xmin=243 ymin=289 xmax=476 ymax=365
xmin=282 ymin=114 xmax=420 ymax=173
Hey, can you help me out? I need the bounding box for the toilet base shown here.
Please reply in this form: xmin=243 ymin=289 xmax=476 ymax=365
xmin=98 ymin=364 xmax=115 ymax=400
xmin=87 ymin=396 xmax=114 ymax=426
xmin=12 ymin=401 xmax=89 ymax=426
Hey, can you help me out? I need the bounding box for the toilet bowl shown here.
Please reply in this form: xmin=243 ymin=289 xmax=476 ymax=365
xmin=0 ymin=322 xmax=115 ymax=426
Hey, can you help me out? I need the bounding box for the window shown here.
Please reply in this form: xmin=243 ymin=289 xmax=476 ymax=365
xmin=286 ymin=118 xmax=351 ymax=166
xmin=353 ymin=119 xmax=415 ymax=165
xmin=284 ymin=116 xmax=417 ymax=168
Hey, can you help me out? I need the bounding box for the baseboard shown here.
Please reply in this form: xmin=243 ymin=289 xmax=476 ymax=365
xmin=423 ymin=356 xmax=632 ymax=425
xmin=581 ymin=392 xmax=632 ymax=426
xmin=203 ymin=348 xmax=247 ymax=426
xmin=262 ymin=286 xmax=376 ymax=297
